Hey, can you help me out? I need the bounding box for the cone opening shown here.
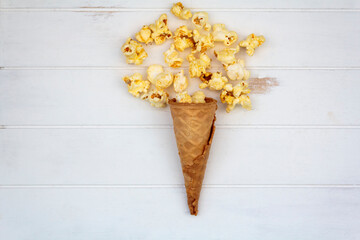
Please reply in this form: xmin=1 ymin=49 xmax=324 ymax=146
xmin=168 ymin=98 xmax=217 ymax=107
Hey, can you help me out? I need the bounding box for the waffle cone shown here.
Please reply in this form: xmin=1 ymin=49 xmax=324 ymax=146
xmin=169 ymin=98 xmax=217 ymax=216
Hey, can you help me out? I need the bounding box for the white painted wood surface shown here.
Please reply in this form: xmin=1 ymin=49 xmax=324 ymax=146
xmin=1 ymin=11 xmax=360 ymax=67
xmin=1 ymin=69 xmax=360 ymax=125
xmin=1 ymin=128 xmax=360 ymax=185
xmin=1 ymin=0 xmax=360 ymax=9
xmin=1 ymin=0 xmax=360 ymax=239
xmin=0 ymin=188 xmax=359 ymax=240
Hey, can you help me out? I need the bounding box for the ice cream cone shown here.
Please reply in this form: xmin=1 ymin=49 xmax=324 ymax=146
xmin=169 ymin=98 xmax=217 ymax=215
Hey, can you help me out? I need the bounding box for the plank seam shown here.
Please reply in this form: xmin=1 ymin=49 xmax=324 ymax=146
xmin=1 ymin=8 xmax=360 ymax=12
xmin=0 ymin=184 xmax=359 ymax=189
xmin=2 ymin=66 xmax=360 ymax=70
xmin=1 ymin=125 xmax=360 ymax=129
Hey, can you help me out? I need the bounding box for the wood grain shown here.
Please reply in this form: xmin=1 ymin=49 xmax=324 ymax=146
xmin=1 ymin=128 xmax=359 ymax=185
xmin=1 ymin=11 xmax=360 ymax=67
xmin=0 ymin=188 xmax=359 ymax=239
xmin=2 ymin=0 xmax=359 ymax=9
xmin=1 ymin=69 xmax=359 ymax=126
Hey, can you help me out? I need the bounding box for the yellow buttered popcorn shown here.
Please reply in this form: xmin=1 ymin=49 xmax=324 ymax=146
xmin=176 ymin=91 xmax=192 ymax=103
xmin=211 ymin=24 xmax=238 ymax=46
xmin=138 ymin=14 xmax=172 ymax=45
xmin=150 ymin=14 xmax=173 ymax=45
xmin=121 ymin=38 xmax=148 ymax=65
xmin=121 ymin=3 xmax=267 ymax=113
xmin=199 ymin=72 xmax=228 ymax=91
xmin=173 ymin=70 xmax=188 ymax=93
xmin=173 ymin=25 xmax=195 ymax=52
xmin=164 ymin=44 xmax=184 ymax=68
xmin=135 ymin=25 xmax=153 ymax=44
xmin=171 ymin=2 xmax=192 ymax=20
xmin=142 ymin=89 xmax=169 ymax=108
xmin=214 ymin=46 xmax=240 ymax=66
xmin=192 ymin=29 xmax=215 ymax=53
xmin=225 ymin=59 xmax=250 ymax=81
xmin=155 ymin=72 xmax=174 ymax=89
xmin=220 ymin=82 xmax=251 ymax=112
xmin=192 ymin=91 xmax=206 ymax=103
xmin=192 ymin=12 xmax=211 ymax=31
xmin=187 ymin=53 xmax=211 ymax=78
xmin=123 ymin=73 xmax=150 ymax=98
xmin=147 ymin=64 xmax=164 ymax=85
xmin=239 ymin=33 xmax=265 ymax=56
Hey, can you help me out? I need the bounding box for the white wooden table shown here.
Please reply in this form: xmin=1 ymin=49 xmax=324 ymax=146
xmin=1 ymin=0 xmax=360 ymax=239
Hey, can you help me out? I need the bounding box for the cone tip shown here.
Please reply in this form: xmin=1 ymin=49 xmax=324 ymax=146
xmin=188 ymin=197 xmax=199 ymax=216
xmin=189 ymin=206 xmax=198 ymax=216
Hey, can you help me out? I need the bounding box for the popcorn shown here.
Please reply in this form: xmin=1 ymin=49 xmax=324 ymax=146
xmin=171 ymin=2 xmax=192 ymax=20
xmin=135 ymin=25 xmax=153 ymax=44
xmin=192 ymin=91 xmax=206 ymax=103
xmin=225 ymin=59 xmax=250 ymax=81
xmin=147 ymin=64 xmax=164 ymax=84
xmin=176 ymin=91 xmax=192 ymax=103
xmin=155 ymin=72 xmax=174 ymax=89
xmin=192 ymin=29 xmax=215 ymax=53
xmin=220 ymin=82 xmax=251 ymax=112
xmin=239 ymin=33 xmax=265 ymax=56
xmin=164 ymin=44 xmax=184 ymax=68
xmin=173 ymin=25 xmax=195 ymax=52
xmin=150 ymin=14 xmax=173 ymax=45
xmin=214 ymin=46 xmax=240 ymax=65
xmin=120 ymin=4 xmax=267 ymax=112
xmin=123 ymin=73 xmax=150 ymax=97
xmin=192 ymin=12 xmax=211 ymax=31
xmin=199 ymin=72 xmax=228 ymax=90
xmin=142 ymin=89 xmax=169 ymax=108
xmin=121 ymin=38 xmax=148 ymax=65
xmin=211 ymin=24 xmax=238 ymax=46
xmin=136 ymin=14 xmax=173 ymax=45
xmin=187 ymin=53 xmax=211 ymax=78
xmin=173 ymin=70 xmax=188 ymax=93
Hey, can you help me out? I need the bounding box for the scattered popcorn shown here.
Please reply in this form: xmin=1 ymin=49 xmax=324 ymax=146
xmin=123 ymin=73 xmax=151 ymax=98
xmin=220 ymin=82 xmax=251 ymax=112
xmin=211 ymin=24 xmax=238 ymax=46
xmin=135 ymin=25 xmax=153 ymax=44
xmin=192 ymin=29 xmax=215 ymax=53
xmin=192 ymin=12 xmax=211 ymax=31
xmin=147 ymin=64 xmax=164 ymax=85
xmin=199 ymin=72 xmax=212 ymax=89
xmin=192 ymin=91 xmax=206 ymax=103
xmin=176 ymin=91 xmax=192 ymax=103
xmin=155 ymin=72 xmax=174 ymax=89
xmin=142 ymin=89 xmax=169 ymax=108
xmin=225 ymin=59 xmax=250 ymax=81
xmin=239 ymin=33 xmax=265 ymax=56
xmin=121 ymin=38 xmax=148 ymax=65
xmin=173 ymin=70 xmax=189 ymax=93
xmin=173 ymin=25 xmax=195 ymax=52
xmin=164 ymin=44 xmax=184 ymax=68
xmin=214 ymin=46 xmax=240 ymax=65
xmin=121 ymin=4 xmax=267 ymax=112
xmin=199 ymin=72 xmax=228 ymax=90
xmin=187 ymin=53 xmax=211 ymax=78
xmin=171 ymin=2 xmax=192 ymax=20
xmin=147 ymin=14 xmax=173 ymax=45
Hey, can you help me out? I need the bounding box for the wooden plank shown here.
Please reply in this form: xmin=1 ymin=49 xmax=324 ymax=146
xmin=1 ymin=69 xmax=359 ymax=126
xmin=1 ymin=11 xmax=359 ymax=67
xmin=1 ymin=0 xmax=359 ymax=9
xmin=0 ymin=188 xmax=359 ymax=239
xmin=0 ymin=128 xmax=359 ymax=184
